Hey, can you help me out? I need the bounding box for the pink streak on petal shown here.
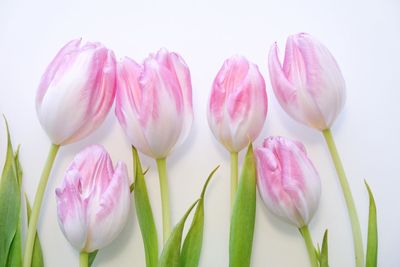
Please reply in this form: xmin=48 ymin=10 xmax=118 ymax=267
xmin=96 ymin=162 xmax=129 ymax=221
xmin=283 ymin=35 xmax=308 ymax=89
xmin=268 ymin=43 xmax=297 ymax=104
xmin=168 ymin=52 xmax=193 ymax=111
xmin=67 ymin=145 xmax=114 ymax=199
xmin=55 ymin=169 xmax=86 ymax=225
xmin=115 ymin=57 xmax=142 ymax=128
xmin=37 ymin=38 xmax=82 ymax=104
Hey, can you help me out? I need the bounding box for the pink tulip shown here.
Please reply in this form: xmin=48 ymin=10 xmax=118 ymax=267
xmin=255 ymin=136 xmax=321 ymax=227
xmin=115 ymin=48 xmax=193 ymax=159
xmin=268 ymin=33 xmax=346 ymax=130
xmin=36 ymin=39 xmax=117 ymax=145
xmin=207 ymin=56 xmax=268 ymax=152
xmin=55 ymin=145 xmax=131 ymax=252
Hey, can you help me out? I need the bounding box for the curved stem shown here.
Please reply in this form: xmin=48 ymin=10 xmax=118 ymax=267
xmin=322 ymin=129 xmax=364 ymax=267
xmin=80 ymin=252 xmax=88 ymax=267
xmin=156 ymin=158 xmax=171 ymax=244
xmin=230 ymin=151 xmax=238 ymax=209
xmin=299 ymin=226 xmax=318 ymax=267
xmin=23 ymin=144 xmax=60 ymax=267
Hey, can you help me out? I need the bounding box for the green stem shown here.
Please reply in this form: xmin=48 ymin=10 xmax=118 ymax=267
xmin=322 ymin=129 xmax=364 ymax=267
xmin=156 ymin=158 xmax=171 ymax=244
xmin=23 ymin=144 xmax=60 ymax=267
xmin=80 ymin=252 xmax=88 ymax=267
xmin=230 ymin=151 xmax=238 ymax=208
xmin=299 ymin=226 xmax=318 ymax=267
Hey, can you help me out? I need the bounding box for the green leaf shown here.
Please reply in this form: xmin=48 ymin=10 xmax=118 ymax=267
xmin=158 ymin=200 xmax=199 ymax=267
xmin=25 ymin=195 xmax=44 ymax=267
xmin=6 ymin=148 xmax=23 ymax=267
xmin=132 ymin=147 xmax=158 ymax=267
xmin=365 ymin=181 xmax=378 ymax=267
xmin=180 ymin=166 xmax=219 ymax=267
xmin=320 ymin=230 xmax=329 ymax=267
xmin=229 ymin=144 xmax=256 ymax=267
xmin=88 ymin=250 xmax=98 ymax=267
xmin=0 ymin=119 xmax=21 ymax=267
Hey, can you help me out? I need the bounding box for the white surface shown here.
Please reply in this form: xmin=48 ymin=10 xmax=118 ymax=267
xmin=0 ymin=0 xmax=399 ymax=266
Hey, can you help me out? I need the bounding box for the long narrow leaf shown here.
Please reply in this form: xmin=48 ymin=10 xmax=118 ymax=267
xmin=25 ymin=195 xmax=44 ymax=267
xmin=365 ymin=181 xmax=378 ymax=267
xmin=0 ymin=120 xmax=21 ymax=267
xmin=6 ymin=148 xmax=23 ymax=267
xmin=229 ymin=144 xmax=256 ymax=267
xmin=320 ymin=230 xmax=329 ymax=267
xmin=132 ymin=147 xmax=158 ymax=267
xmin=180 ymin=166 xmax=219 ymax=267
xmin=158 ymin=200 xmax=199 ymax=267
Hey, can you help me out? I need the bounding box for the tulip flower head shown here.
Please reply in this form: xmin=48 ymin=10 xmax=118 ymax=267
xmin=207 ymin=56 xmax=268 ymax=152
xmin=255 ymin=136 xmax=321 ymax=227
xmin=55 ymin=145 xmax=131 ymax=252
xmin=36 ymin=39 xmax=117 ymax=145
xmin=268 ymin=33 xmax=346 ymax=130
xmin=115 ymin=48 xmax=193 ymax=159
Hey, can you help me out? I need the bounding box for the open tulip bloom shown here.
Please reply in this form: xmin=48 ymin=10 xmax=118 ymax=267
xmin=23 ymin=39 xmax=117 ymax=267
xmin=55 ymin=145 xmax=131 ymax=267
xmin=269 ymin=33 xmax=364 ymax=266
xmin=207 ymin=56 xmax=268 ymax=207
xmin=115 ymin=48 xmax=193 ymax=243
xmin=256 ymin=136 xmax=321 ymax=267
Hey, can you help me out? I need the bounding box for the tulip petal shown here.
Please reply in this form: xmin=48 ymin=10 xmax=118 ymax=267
xmin=37 ymin=38 xmax=82 ymax=104
xmin=55 ymin=170 xmax=88 ymax=251
xmin=86 ymin=162 xmax=130 ymax=251
xmin=268 ymin=43 xmax=297 ymax=104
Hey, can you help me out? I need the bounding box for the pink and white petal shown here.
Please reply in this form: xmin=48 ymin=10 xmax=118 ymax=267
xmin=64 ymin=48 xmax=117 ymax=144
xmin=68 ymin=145 xmax=114 ymax=199
xmin=37 ymin=48 xmax=99 ymax=144
xmin=55 ymin=170 xmax=88 ymax=251
xmin=168 ymin=52 xmax=194 ymax=147
xmin=37 ymin=38 xmax=82 ymax=104
xmin=268 ymin=43 xmax=297 ymax=105
xmin=86 ymin=162 xmax=131 ymax=251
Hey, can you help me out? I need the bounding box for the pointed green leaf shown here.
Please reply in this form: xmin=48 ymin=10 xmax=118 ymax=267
xmin=320 ymin=230 xmax=329 ymax=267
xmin=25 ymin=195 xmax=44 ymax=267
xmin=0 ymin=119 xmax=21 ymax=267
xmin=229 ymin=144 xmax=256 ymax=267
xmin=88 ymin=250 xmax=98 ymax=267
xmin=158 ymin=200 xmax=199 ymax=267
xmin=6 ymin=148 xmax=23 ymax=267
xmin=132 ymin=147 xmax=158 ymax=267
xmin=180 ymin=166 xmax=219 ymax=267
xmin=365 ymin=181 xmax=377 ymax=267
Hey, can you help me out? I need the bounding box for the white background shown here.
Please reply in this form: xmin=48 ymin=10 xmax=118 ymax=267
xmin=0 ymin=0 xmax=399 ymax=266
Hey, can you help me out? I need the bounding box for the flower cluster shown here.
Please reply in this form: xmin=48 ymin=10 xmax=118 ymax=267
xmin=0 ymin=32 xmax=376 ymax=267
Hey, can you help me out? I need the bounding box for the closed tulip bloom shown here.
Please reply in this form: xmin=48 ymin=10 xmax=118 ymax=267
xmin=207 ymin=56 xmax=268 ymax=153
xmin=36 ymin=39 xmax=117 ymax=145
xmin=115 ymin=48 xmax=193 ymax=159
xmin=55 ymin=145 xmax=131 ymax=252
xmin=268 ymin=33 xmax=345 ymax=130
xmin=255 ymin=136 xmax=321 ymax=227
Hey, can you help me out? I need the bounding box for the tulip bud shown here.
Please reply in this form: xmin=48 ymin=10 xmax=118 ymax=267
xmin=207 ymin=56 xmax=268 ymax=152
xmin=268 ymin=33 xmax=346 ymax=130
xmin=55 ymin=145 xmax=131 ymax=252
xmin=115 ymin=48 xmax=193 ymax=159
xmin=255 ymin=136 xmax=321 ymax=227
xmin=36 ymin=39 xmax=117 ymax=145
